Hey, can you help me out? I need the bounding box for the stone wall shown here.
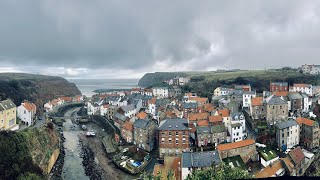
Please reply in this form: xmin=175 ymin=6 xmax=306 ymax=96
xmin=219 ymin=144 xmax=258 ymax=163
xmin=47 ymin=148 xmax=60 ymax=174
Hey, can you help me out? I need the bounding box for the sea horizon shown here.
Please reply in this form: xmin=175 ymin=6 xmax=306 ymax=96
xmin=67 ymin=78 xmax=141 ymax=97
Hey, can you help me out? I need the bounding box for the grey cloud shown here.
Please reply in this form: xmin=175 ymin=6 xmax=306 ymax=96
xmin=0 ymin=0 xmax=320 ymax=77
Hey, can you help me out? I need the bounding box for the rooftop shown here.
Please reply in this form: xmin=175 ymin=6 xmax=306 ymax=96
xmin=266 ymin=95 xmax=287 ymax=105
xmin=259 ymin=148 xmax=278 ymax=161
xmin=296 ymin=117 xmax=317 ymax=127
xmin=275 ymin=119 xmax=298 ymax=129
xmin=255 ymin=160 xmax=284 ymax=178
xmin=182 ymin=151 xmax=221 ymax=168
xmin=196 ymin=126 xmax=210 ymax=134
xmin=158 ymin=118 xmax=189 ymax=131
xmin=231 ymin=123 xmax=242 ymax=128
xmin=211 ymin=125 xmax=225 ymax=133
xmin=251 ymin=97 xmax=263 ymax=106
xmin=288 ymin=147 xmax=305 ymax=165
xmin=133 ymin=119 xmax=151 ymax=129
xmin=217 ymin=139 xmax=255 ymax=151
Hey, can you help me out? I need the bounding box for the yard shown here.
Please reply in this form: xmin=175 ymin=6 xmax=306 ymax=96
xmin=259 ymin=148 xmax=278 ymax=161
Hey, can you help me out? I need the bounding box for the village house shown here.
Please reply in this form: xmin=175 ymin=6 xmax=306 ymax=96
xmin=220 ymin=87 xmax=234 ymax=96
xmin=0 ymin=99 xmax=18 ymax=131
xmin=209 ymin=115 xmax=223 ymax=126
xmin=296 ymin=117 xmax=319 ymax=150
xmin=216 ymin=139 xmax=258 ymax=163
xmin=281 ymin=147 xmax=306 ymax=176
xmin=107 ymin=106 xmax=118 ymax=120
xmin=100 ymin=104 xmax=109 ymax=116
xmin=265 ymin=95 xmax=288 ymax=125
xmin=214 ymin=109 xmax=231 ymax=128
xmin=142 ymin=88 xmax=153 ymax=96
xmin=118 ymin=104 xmax=136 ymax=118
xmin=270 ymin=82 xmax=288 ymax=92
xmin=17 ymin=101 xmax=37 ymax=126
xmin=86 ymin=101 xmax=100 ymax=115
xmin=147 ymin=98 xmax=157 ymax=118
xmin=182 ymin=103 xmax=198 ymax=119
xmin=235 ymin=84 xmax=252 ymax=92
xmin=211 ymin=125 xmax=227 ymax=145
xmin=275 ymin=119 xmax=300 ymax=151
xmin=243 ymin=91 xmax=256 ymax=108
xmin=301 ymin=64 xmax=320 ymax=74
xmin=121 ymin=121 xmax=133 ymax=143
xmin=228 ymin=112 xmax=247 ymax=142
xmin=133 ymin=119 xmax=157 ymax=151
xmin=152 ymin=87 xmax=169 ymax=98
xmin=290 ymin=84 xmax=313 ymax=97
xmin=181 ymin=151 xmax=221 ymax=180
xmin=114 ymin=113 xmax=129 ymax=129
xmin=250 ymin=97 xmax=266 ymax=120
xmin=188 ymin=112 xmax=209 ymax=125
xmin=288 ymin=93 xmax=304 ymax=114
xmin=158 ymin=118 xmax=191 ymax=158
xmin=196 ymin=126 xmax=211 ymax=147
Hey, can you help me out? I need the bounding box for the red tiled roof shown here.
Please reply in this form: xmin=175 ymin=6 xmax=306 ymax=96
xmin=273 ymin=91 xmax=289 ymax=97
xmin=255 ymin=160 xmax=284 ymax=178
xmin=203 ymin=104 xmax=215 ymax=112
xmin=137 ymin=112 xmax=148 ymax=119
xmin=217 ymin=139 xmax=255 ymax=151
xmin=149 ymin=98 xmax=157 ymax=104
xmin=217 ymin=109 xmax=230 ymax=117
xmin=209 ymin=115 xmax=222 ymax=123
xmin=123 ymin=122 xmax=133 ymax=131
xmin=189 ymin=113 xmax=209 ymax=121
xmin=293 ymin=83 xmax=310 ymax=88
xmin=60 ymin=96 xmax=72 ymax=102
xmin=153 ymin=157 xmax=181 ymax=180
xmin=288 ymin=147 xmax=305 ymax=165
xmin=296 ymin=117 xmax=315 ymax=126
xmin=23 ymin=102 xmax=36 ymax=112
xmin=251 ymin=97 xmax=263 ymax=106
xmin=197 ymin=120 xmax=209 ymax=127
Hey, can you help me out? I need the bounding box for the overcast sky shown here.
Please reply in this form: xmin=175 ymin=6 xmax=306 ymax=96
xmin=0 ymin=0 xmax=320 ymax=79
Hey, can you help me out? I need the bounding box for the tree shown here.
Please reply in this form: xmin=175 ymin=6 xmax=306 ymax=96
xmin=186 ymin=163 xmax=252 ymax=180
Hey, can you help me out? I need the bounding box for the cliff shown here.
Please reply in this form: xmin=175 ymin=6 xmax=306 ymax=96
xmin=138 ymin=72 xmax=187 ymax=87
xmin=0 ymin=73 xmax=81 ymax=113
xmin=0 ymin=124 xmax=60 ymax=179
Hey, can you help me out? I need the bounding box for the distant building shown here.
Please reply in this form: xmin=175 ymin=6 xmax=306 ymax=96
xmin=301 ymin=64 xmax=320 ymax=74
xmin=250 ymin=97 xmax=266 ymax=120
xmin=270 ymin=82 xmax=288 ymax=92
xmin=243 ymin=91 xmax=256 ymax=108
xmin=152 ymin=87 xmax=169 ymax=98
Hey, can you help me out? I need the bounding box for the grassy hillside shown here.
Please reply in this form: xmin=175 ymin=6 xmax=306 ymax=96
xmin=0 ymin=73 xmax=81 ymax=114
xmin=184 ymin=69 xmax=320 ymax=98
xmin=0 ymin=124 xmax=59 ymax=179
xmin=139 ymin=69 xmax=320 ymax=98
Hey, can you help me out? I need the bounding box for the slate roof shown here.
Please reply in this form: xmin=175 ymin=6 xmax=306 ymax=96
xmin=197 ymin=126 xmax=210 ymax=134
xmin=266 ymin=95 xmax=287 ymax=105
xmin=115 ymin=113 xmax=127 ymax=121
xmin=133 ymin=119 xmax=150 ymax=129
xmin=275 ymin=119 xmax=298 ymax=129
xmin=120 ymin=104 xmax=135 ymax=112
xmin=158 ymin=118 xmax=189 ymax=131
xmin=288 ymin=93 xmax=303 ymax=100
xmin=0 ymin=99 xmax=16 ymax=110
xmin=211 ymin=125 xmax=225 ymax=133
xmin=271 ymin=82 xmax=288 ymax=86
xmin=243 ymin=91 xmax=256 ymax=95
xmin=182 ymin=151 xmax=221 ymax=168
xmin=183 ymin=103 xmax=197 ymax=109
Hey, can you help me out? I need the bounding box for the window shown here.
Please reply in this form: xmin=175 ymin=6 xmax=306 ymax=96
xmin=9 ymin=119 xmax=15 ymax=126
xmin=287 ymin=132 xmax=289 ymax=136
xmin=273 ymin=106 xmax=275 ymax=110
xmin=176 ymin=132 xmax=179 ymax=136
xmin=169 ymin=132 xmax=172 ymax=136
xmin=280 ymin=106 xmax=282 ymax=109
xmin=282 ymin=140 xmax=284 ymax=144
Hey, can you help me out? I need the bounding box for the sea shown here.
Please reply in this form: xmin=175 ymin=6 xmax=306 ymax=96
xmin=67 ymin=79 xmax=140 ymax=97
